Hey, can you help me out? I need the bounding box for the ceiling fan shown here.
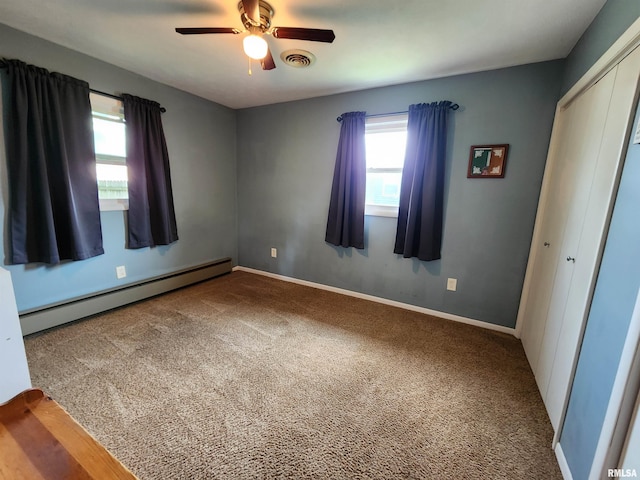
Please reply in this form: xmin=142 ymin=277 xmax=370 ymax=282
xmin=175 ymin=0 xmax=336 ymax=71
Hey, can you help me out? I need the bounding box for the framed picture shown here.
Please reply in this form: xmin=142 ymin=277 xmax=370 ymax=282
xmin=467 ymin=144 xmax=509 ymax=178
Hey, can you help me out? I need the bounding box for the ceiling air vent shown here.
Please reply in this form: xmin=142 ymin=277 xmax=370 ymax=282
xmin=280 ymin=49 xmax=316 ymax=68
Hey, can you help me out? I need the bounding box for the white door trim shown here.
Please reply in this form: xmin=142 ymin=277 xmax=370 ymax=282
xmin=562 ymin=17 xmax=640 ymax=108
xmin=555 ymin=442 xmax=575 ymax=480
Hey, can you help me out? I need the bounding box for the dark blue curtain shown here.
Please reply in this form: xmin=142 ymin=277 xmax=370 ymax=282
xmin=325 ymin=111 xmax=366 ymax=249
xmin=394 ymin=102 xmax=451 ymax=261
xmin=123 ymin=94 xmax=178 ymax=249
xmin=2 ymin=59 xmax=103 ymax=264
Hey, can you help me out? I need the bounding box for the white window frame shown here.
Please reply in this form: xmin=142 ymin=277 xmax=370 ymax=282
xmin=90 ymin=92 xmax=128 ymax=212
xmin=364 ymin=113 xmax=408 ymax=218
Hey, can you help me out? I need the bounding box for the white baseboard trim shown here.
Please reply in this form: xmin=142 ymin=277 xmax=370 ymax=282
xmin=555 ymin=442 xmax=574 ymax=480
xmin=233 ymin=266 xmax=516 ymax=336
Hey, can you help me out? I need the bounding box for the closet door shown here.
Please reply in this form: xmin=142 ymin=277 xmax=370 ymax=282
xmin=520 ymin=99 xmax=589 ymax=372
xmin=545 ymin=45 xmax=640 ymax=429
xmin=521 ymin=67 xmax=616 ymax=385
xmin=535 ymin=67 xmax=617 ymax=403
xmin=520 ymin=44 xmax=640 ymax=434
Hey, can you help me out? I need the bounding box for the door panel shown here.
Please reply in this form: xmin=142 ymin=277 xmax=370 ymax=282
xmin=546 ymin=45 xmax=640 ymax=429
xmin=521 ymin=68 xmax=616 ymax=387
xmin=521 ymin=100 xmax=583 ymax=371
xmin=536 ymin=68 xmax=617 ymax=402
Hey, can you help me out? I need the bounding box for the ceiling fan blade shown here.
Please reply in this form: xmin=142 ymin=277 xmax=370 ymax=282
xmin=175 ymin=27 xmax=241 ymax=35
xmin=241 ymin=0 xmax=261 ymax=25
xmin=272 ymin=27 xmax=335 ymax=43
xmin=261 ymin=47 xmax=276 ymax=70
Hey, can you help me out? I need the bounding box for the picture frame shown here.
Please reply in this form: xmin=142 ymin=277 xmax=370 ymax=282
xmin=467 ymin=144 xmax=509 ymax=178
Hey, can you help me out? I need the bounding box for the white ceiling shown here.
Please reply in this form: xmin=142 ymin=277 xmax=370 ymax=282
xmin=0 ymin=0 xmax=607 ymax=109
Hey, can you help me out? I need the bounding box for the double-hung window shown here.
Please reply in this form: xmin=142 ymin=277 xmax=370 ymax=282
xmin=364 ymin=114 xmax=408 ymax=217
xmin=90 ymin=92 xmax=128 ymax=211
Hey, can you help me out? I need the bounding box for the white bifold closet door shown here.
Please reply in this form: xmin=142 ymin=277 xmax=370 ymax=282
xmin=521 ymin=45 xmax=640 ymax=432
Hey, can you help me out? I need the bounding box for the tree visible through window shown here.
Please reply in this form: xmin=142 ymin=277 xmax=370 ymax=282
xmin=90 ymin=92 xmax=128 ymax=210
xmin=364 ymin=114 xmax=408 ymax=217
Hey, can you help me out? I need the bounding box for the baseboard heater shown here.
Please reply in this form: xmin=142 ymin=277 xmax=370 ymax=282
xmin=19 ymin=257 xmax=232 ymax=336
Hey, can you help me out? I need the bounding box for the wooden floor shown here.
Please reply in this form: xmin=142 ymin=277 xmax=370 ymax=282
xmin=0 ymin=389 xmax=136 ymax=479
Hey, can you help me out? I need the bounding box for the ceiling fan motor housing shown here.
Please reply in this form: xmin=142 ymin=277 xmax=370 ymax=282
xmin=239 ymin=0 xmax=274 ymax=32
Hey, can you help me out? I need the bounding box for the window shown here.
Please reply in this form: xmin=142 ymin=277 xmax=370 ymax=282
xmin=364 ymin=114 xmax=408 ymax=217
xmin=90 ymin=93 xmax=128 ymax=211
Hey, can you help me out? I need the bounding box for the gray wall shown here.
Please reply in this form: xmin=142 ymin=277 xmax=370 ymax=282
xmin=561 ymin=0 xmax=640 ymax=95
xmin=559 ymin=2 xmax=640 ymax=477
xmin=237 ymin=61 xmax=563 ymax=328
xmin=0 ymin=23 xmax=237 ymax=311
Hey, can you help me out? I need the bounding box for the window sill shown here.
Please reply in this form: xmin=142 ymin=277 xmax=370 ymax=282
xmin=99 ymin=198 xmax=129 ymax=211
xmin=365 ymin=204 xmax=398 ymax=218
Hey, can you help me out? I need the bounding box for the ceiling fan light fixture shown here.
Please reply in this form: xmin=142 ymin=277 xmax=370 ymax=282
xmin=243 ymin=34 xmax=268 ymax=60
xmin=176 ymin=0 xmax=335 ymax=72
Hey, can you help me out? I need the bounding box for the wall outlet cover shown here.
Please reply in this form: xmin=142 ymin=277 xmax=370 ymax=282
xmin=116 ymin=266 xmax=127 ymax=279
xmin=271 ymin=248 xmax=277 ymax=258
xmin=447 ymin=278 xmax=457 ymax=291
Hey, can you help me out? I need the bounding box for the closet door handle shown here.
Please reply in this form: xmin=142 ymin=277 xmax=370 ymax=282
xmin=544 ymin=242 xmax=550 ymax=247
xmin=566 ymin=256 xmax=576 ymax=263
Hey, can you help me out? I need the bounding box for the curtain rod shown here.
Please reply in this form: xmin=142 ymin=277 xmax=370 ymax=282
xmin=336 ymin=103 xmax=459 ymax=122
xmin=90 ymin=88 xmax=167 ymax=113
xmin=0 ymin=61 xmax=166 ymax=113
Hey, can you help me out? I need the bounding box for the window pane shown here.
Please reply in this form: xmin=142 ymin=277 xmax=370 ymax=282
xmin=365 ymin=131 xmax=407 ymax=169
xmin=93 ymin=117 xmax=126 ymax=158
xmin=364 ymin=113 xmax=407 ymax=214
xmin=365 ymin=171 xmax=402 ymax=207
xmin=365 ymin=114 xmax=408 ymax=133
xmin=90 ymin=92 xmax=124 ymax=119
xmin=96 ymin=164 xmax=128 ymax=200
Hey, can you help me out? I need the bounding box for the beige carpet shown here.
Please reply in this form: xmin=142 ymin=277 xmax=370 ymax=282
xmin=25 ymin=271 xmax=561 ymax=479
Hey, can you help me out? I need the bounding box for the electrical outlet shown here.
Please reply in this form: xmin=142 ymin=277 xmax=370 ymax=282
xmin=271 ymin=248 xmax=277 ymax=258
xmin=116 ymin=265 xmax=127 ymax=279
xmin=447 ymin=278 xmax=457 ymax=291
